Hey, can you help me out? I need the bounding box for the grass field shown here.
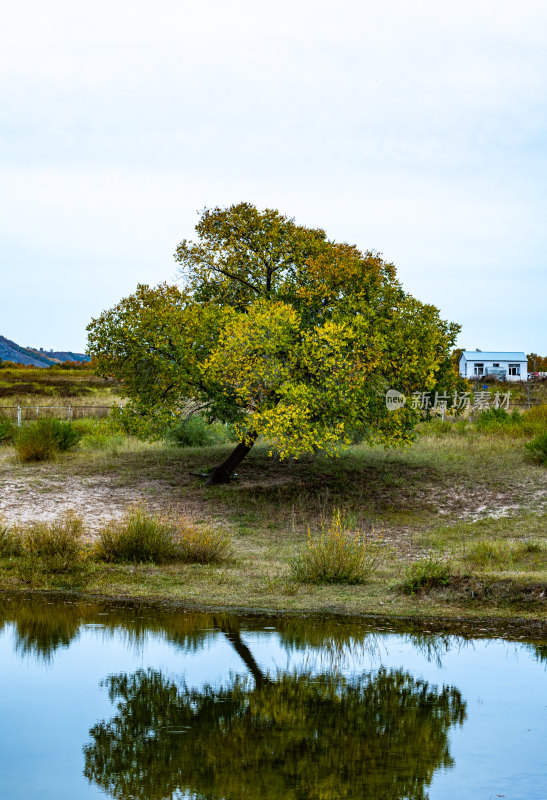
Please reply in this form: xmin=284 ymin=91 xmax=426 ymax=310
xmin=0 ymin=366 xmax=122 ymax=402
xmin=0 ymin=409 xmax=545 ymax=627
xmin=0 ymin=366 xmax=124 ymax=425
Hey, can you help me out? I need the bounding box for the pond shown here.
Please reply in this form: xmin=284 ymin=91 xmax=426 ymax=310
xmin=0 ymin=595 xmax=545 ymax=800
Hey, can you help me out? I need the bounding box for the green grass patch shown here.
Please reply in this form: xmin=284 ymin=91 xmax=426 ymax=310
xmin=0 ymin=419 xmax=15 ymax=444
xmin=166 ymin=415 xmax=235 ymax=448
xmin=464 ymin=539 xmax=544 ymax=571
xmin=525 ymin=432 xmax=547 ymax=465
xmin=399 ymin=553 xmax=452 ymax=595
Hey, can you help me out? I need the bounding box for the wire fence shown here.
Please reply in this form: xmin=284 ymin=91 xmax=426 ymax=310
xmin=0 ymin=395 xmax=542 ymax=428
xmin=0 ymin=404 xmax=124 ymax=425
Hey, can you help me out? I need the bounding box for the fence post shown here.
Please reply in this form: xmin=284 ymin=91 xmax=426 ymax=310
xmin=67 ymin=403 xmax=72 ymax=422
xmin=36 ymin=406 xmax=39 ymax=419
xmin=17 ymin=405 xmax=21 ymax=427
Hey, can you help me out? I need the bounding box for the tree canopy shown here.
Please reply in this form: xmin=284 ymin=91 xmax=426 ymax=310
xmin=87 ymin=203 xmax=460 ymax=481
xmin=84 ymin=666 xmax=465 ymax=800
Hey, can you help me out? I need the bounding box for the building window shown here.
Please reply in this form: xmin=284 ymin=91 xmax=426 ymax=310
xmin=493 ymin=363 xmax=499 ymax=367
xmin=474 ymin=363 xmax=484 ymax=376
xmin=508 ymin=364 xmax=520 ymax=376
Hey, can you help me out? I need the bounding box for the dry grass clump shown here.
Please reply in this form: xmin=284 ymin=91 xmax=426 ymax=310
xmin=0 ymin=517 xmax=21 ymax=556
xmin=95 ymin=505 xmax=230 ymax=565
xmin=290 ymin=509 xmax=387 ymax=584
xmin=174 ymin=523 xmax=231 ymax=564
xmin=10 ymin=512 xmax=85 ymax=573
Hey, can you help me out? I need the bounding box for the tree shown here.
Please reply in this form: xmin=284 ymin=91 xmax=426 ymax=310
xmin=87 ymin=203 xmax=460 ymax=483
xmin=527 ymin=353 xmax=547 ymax=372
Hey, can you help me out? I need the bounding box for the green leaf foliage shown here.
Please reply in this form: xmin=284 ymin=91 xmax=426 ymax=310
xmin=87 ymin=203 xmax=460 ymax=458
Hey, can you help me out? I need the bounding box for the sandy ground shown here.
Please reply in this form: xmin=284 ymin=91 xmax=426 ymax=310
xmin=0 ymin=449 xmax=545 ymax=541
xmin=0 ymin=473 xmax=173 ymax=533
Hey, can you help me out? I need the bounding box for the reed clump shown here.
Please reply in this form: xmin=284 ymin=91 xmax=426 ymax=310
xmin=0 ymin=419 xmax=15 ymax=444
xmin=0 ymin=517 xmax=21 ymax=556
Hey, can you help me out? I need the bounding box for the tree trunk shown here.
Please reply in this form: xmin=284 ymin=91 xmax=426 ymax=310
xmin=206 ymin=431 xmax=258 ymax=484
xmin=220 ymin=627 xmax=270 ymax=687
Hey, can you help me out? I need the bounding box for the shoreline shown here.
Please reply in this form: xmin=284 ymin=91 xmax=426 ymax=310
xmin=2 ymin=586 xmax=546 ymax=640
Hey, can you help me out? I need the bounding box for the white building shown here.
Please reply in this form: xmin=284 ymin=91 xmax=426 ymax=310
xmin=459 ymin=351 xmax=528 ymax=382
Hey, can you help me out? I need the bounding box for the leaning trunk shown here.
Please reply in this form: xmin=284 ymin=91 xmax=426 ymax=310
xmin=219 ymin=625 xmax=270 ymax=687
xmin=207 ymin=431 xmax=258 ymax=484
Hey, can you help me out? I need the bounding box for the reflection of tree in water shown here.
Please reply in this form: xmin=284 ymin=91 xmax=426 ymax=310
xmin=532 ymin=643 xmax=547 ymax=664
xmin=0 ymin=596 xmax=470 ymax=798
xmin=0 ymin=597 xmax=457 ymax=672
xmin=275 ymin=618 xmax=465 ymax=670
xmin=4 ymin=595 xmax=545 ymax=799
xmin=84 ymin=660 xmax=466 ymax=800
xmin=0 ymin=596 xmax=216 ymax=662
xmin=0 ymin=597 xmax=83 ymax=662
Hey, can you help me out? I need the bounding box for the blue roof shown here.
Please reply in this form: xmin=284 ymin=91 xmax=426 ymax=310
xmin=460 ymin=351 xmax=527 ymax=362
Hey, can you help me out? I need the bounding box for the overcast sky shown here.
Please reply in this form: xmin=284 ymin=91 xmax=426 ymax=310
xmin=1 ymin=0 xmax=545 ymax=353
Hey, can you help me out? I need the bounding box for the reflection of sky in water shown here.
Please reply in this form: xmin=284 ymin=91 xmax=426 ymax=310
xmin=0 ymin=618 xmax=545 ymax=800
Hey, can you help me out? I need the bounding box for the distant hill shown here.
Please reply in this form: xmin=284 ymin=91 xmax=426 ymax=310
xmin=0 ymin=335 xmax=90 ymax=367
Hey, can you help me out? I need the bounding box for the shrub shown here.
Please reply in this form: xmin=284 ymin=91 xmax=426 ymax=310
xmin=399 ymin=553 xmax=452 ymax=594
xmin=473 ymin=404 xmax=547 ymax=438
xmin=49 ymin=420 xmax=82 ymax=451
xmin=0 ymin=419 xmax=15 ymax=444
xmin=94 ymin=505 xmax=230 ymax=565
xmin=420 ymin=417 xmax=454 ymax=436
xmin=520 ymin=404 xmax=547 ymax=436
xmin=290 ymin=509 xmax=386 ymax=585
xmin=525 ymin=432 xmax=547 ymax=465
xmin=15 ymin=420 xmax=57 ymax=461
xmin=167 ymin=415 xmax=234 ymax=447
xmin=72 ymin=418 xmax=98 ymax=436
xmin=14 ymin=419 xmax=81 ymax=461
xmin=12 ymin=512 xmax=85 ymax=572
xmin=474 ymin=407 xmax=521 ymax=434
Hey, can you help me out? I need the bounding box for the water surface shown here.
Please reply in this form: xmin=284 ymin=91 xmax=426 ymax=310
xmin=0 ymin=596 xmax=545 ymax=799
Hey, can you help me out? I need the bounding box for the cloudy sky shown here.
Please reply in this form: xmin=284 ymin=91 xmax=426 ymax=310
xmin=1 ymin=0 xmax=545 ymax=353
